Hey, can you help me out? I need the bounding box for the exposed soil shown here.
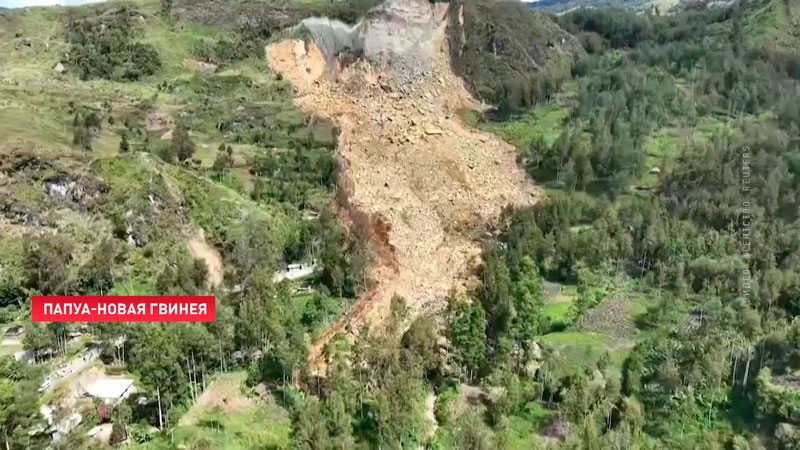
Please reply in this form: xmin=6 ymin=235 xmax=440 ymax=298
xmin=179 ymin=372 xmax=254 ymax=427
xmin=267 ymin=1 xmax=538 ymax=371
xmin=187 ymin=228 xmax=224 ymax=289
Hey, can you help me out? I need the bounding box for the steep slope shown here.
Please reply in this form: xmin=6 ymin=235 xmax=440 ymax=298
xmin=742 ymin=0 xmax=800 ymax=52
xmin=447 ymin=0 xmax=584 ymax=110
xmin=0 ymin=2 xmax=338 ymax=297
xmin=267 ymin=0 xmax=543 ymax=370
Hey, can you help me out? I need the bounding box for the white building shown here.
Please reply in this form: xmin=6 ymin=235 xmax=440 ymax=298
xmin=83 ymin=378 xmax=136 ymax=404
xmin=272 ymin=260 xmax=318 ymax=283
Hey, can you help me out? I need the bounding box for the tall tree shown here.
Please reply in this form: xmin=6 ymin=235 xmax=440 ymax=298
xmin=172 ymin=124 xmax=195 ymax=162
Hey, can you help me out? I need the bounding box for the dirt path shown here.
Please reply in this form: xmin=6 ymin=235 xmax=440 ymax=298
xmin=424 ymin=390 xmax=438 ymax=438
xmin=267 ymin=4 xmax=538 ymax=371
xmin=187 ymin=228 xmax=223 ymax=289
xmin=179 ymin=372 xmax=254 ymax=426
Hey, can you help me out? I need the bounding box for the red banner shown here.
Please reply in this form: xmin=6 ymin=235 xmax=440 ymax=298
xmin=31 ymin=296 xmax=215 ymax=322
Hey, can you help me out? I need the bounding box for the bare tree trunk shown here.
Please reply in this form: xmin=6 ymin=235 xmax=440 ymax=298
xmin=218 ymin=339 xmax=225 ymax=372
xmin=157 ymin=387 xmax=164 ymax=430
xmin=742 ymin=347 xmax=752 ymax=391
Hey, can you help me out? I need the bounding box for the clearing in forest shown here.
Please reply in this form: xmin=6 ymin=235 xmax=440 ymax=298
xmin=176 ymin=371 xmax=291 ymax=449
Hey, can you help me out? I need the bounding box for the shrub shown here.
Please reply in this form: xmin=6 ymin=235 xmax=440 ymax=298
xmin=65 ymin=8 xmax=161 ymax=81
xmin=434 ymin=384 xmax=460 ymax=426
xmin=109 ymin=422 xmax=126 ymax=446
xmin=171 ymin=124 xmax=196 ymax=162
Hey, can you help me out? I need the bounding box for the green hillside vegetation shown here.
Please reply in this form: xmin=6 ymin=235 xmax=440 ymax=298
xmin=0 ymin=0 xmax=365 ymax=447
xmin=155 ymin=371 xmax=292 ymax=450
xmin=432 ymin=0 xmax=800 ymax=448
xmin=741 ymin=0 xmax=800 ymax=52
xmin=3 ymin=0 xmax=800 ymax=448
xmin=65 ymin=8 xmax=162 ymax=81
xmin=447 ymin=0 xmax=585 ymax=113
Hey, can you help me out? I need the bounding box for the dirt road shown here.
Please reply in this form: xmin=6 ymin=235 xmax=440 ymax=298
xmin=40 ymin=348 xmax=100 ymax=393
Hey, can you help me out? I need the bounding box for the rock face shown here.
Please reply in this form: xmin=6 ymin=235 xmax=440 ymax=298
xmin=302 ymin=17 xmax=365 ymax=65
xmin=268 ymin=0 xmax=539 ymax=372
xmin=361 ymin=0 xmax=450 ymax=87
xmin=43 ymin=175 xmax=104 ymax=212
xmin=300 ymin=0 xmax=449 ymax=88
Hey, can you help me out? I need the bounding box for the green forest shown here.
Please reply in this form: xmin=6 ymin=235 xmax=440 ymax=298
xmin=1 ymin=0 xmax=800 ymax=448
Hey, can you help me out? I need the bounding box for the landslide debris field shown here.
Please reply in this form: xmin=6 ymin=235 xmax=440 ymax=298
xmin=268 ymin=0 xmax=541 ymax=366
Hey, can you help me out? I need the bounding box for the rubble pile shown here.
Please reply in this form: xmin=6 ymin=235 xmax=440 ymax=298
xmin=267 ymin=0 xmax=540 ymax=370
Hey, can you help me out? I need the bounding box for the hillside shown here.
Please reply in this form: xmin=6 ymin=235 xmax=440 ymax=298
xmin=742 ymin=0 xmax=800 ymax=52
xmin=267 ymin=0 xmax=541 ymax=369
xmin=447 ymin=0 xmax=584 ymax=111
xmin=446 ymin=1 xmax=800 ymax=448
xmin=0 ymin=0 xmax=570 ymax=447
xmin=525 ymin=0 xmax=671 ymax=14
xmin=0 ymin=1 xmax=359 ymax=447
xmin=0 ymin=2 xmax=349 ymax=293
xmin=4 ymin=0 xmax=800 ymax=449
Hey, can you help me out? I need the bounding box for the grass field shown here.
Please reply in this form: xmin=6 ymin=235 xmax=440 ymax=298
xmin=543 ymin=283 xmax=577 ymax=329
xmin=539 ymin=331 xmax=628 ymax=379
xmin=0 ymin=342 xmax=23 ymax=357
xmin=537 ymin=279 xmax=660 ymax=380
xmin=480 ymin=104 xmax=569 ymax=150
xmin=543 ymin=300 xmax=574 ymax=323
xmin=651 ymin=0 xmax=682 ymax=13
xmin=635 ymin=127 xmax=684 ymax=187
xmin=133 ymin=371 xmax=291 ymax=450
xmin=460 ymin=81 xmax=576 ymax=154
xmin=504 ymin=413 xmax=548 ymax=450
